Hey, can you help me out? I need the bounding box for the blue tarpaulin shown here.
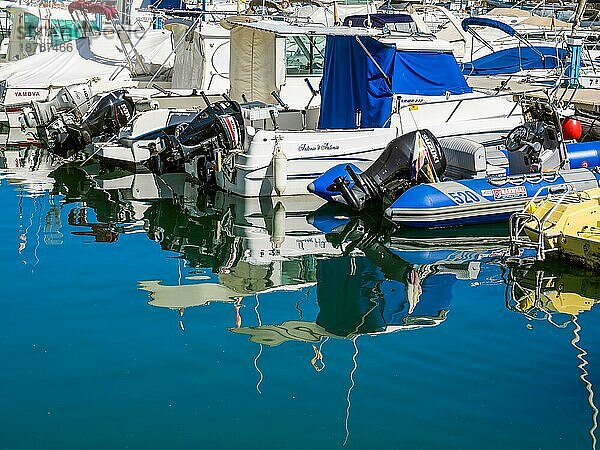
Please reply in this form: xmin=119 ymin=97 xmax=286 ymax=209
xmin=393 ymin=51 xmax=473 ymax=96
xmin=140 ymin=0 xmax=184 ymax=9
xmin=318 ymin=35 xmax=472 ymax=130
xmin=462 ymin=46 xmax=567 ymax=76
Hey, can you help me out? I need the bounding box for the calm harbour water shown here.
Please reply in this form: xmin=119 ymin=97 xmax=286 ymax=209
xmin=1 ymin=147 xmax=600 ymax=450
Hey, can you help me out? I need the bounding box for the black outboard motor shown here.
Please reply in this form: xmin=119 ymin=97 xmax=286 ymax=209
xmin=154 ymin=100 xmax=244 ymax=179
xmin=42 ymin=90 xmax=135 ymax=158
xmin=333 ymin=129 xmax=446 ymax=211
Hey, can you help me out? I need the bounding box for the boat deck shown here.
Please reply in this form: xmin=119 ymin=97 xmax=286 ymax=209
xmin=468 ymin=76 xmax=600 ymax=114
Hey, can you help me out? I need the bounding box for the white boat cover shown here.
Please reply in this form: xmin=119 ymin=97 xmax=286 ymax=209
xmin=0 ymin=29 xmax=174 ymax=88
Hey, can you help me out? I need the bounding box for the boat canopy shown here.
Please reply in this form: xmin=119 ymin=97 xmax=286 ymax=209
xmin=221 ymin=17 xmax=382 ymax=36
xmin=462 ymin=46 xmax=566 ymax=76
xmin=318 ymin=35 xmax=472 ymax=130
xmin=140 ymin=0 xmax=185 ymax=10
xmin=461 ymin=17 xmax=517 ymax=36
xmin=343 ymin=13 xmax=413 ymax=28
xmin=225 ymin=17 xmax=381 ymax=104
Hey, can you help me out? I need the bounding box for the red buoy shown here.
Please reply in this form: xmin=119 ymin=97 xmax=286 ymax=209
xmin=561 ymin=117 xmax=583 ymax=141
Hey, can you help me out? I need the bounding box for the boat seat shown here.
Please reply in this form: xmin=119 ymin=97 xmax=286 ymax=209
xmin=439 ymin=137 xmax=508 ymax=179
xmin=485 ymin=147 xmax=509 ymax=176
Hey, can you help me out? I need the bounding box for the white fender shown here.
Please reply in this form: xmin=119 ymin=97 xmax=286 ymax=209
xmin=273 ymin=143 xmax=287 ymax=196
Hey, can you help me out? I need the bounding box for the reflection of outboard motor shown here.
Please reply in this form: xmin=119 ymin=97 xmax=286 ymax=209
xmin=44 ymin=90 xmax=135 ymax=158
xmin=333 ymin=129 xmax=446 ymax=211
xmin=154 ymin=100 xmax=244 ymax=180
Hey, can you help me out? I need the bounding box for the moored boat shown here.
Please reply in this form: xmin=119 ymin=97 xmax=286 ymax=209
xmin=510 ymin=187 xmax=600 ymax=269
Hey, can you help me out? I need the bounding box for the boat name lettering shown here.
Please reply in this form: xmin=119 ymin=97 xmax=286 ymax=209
xmin=400 ymin=98 xmax=425 ymax=104
xmin=491 ymin=186 xmax=527 ymax=200
xmin=448 ymin=190 xmax=481 ymax=205
xmin=298 ymin=143 xmax=340 ymax=152
xmin=297 ymin=237 xmax=327 ymax=250
xmin=14 ymin=91 xmax=41 ymax=98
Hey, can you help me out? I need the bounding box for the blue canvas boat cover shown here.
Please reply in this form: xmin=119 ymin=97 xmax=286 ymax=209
xmin=462 ymin=46 xmax=567 ymax=75
xmin=343 ymin=13 xmax=413 ymax=28
xmin=318 ymin=35 xmax=472 ymax=130
xmin=140 ymin=0 xmax=184 ymax=9
xmin=461 ymin=17 xmax=517 ymax=36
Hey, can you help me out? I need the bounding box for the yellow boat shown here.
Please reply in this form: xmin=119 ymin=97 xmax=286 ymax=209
xmin=510 ymin=187 xmax=600 ymax=270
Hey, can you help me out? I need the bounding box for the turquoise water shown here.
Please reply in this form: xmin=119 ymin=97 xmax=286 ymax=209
xmin=2 ymin=148 xmax=600 ymax=450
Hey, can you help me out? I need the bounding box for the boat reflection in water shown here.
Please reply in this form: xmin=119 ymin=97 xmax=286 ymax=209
xmin=229 ymin=214 xmax=520 ymax=446
xmin=51 ymin=162 xmax=194 ymax=243
xmin=139 ymin=193 xmax=344 ymax=329
xmin=506 ymin=261 xmax=600 ymax=449
xmin=0 ymin=147 xmax=65 ymax=258
xmin=231 ymin=215 xmax=517 ymax=346
xmin=0 ymin=146 xmax=62 ymax=195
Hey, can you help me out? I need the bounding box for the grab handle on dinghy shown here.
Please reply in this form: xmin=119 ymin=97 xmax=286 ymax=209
xmin=334 ymin=175 xmax=362 ymax=210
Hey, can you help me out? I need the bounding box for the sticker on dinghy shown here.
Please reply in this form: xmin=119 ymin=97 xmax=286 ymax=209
xmin=385 ymin=168 xmax=600 ymax=228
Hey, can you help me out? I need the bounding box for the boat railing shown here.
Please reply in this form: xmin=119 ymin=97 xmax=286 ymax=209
xmin=395 ymin=88 xmax=545 ymax=124
xmin=509 ymin=183 xmax=576 ymax=261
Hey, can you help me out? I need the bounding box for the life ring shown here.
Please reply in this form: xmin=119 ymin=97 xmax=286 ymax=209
xmin=281 ymin=0 xmax=290 ymax=9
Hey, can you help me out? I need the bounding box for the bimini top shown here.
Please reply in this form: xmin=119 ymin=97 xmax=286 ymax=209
xmin=220 ymin=16 xmax=383 ymax=36
xmin=318 ymin=35 xmax=472 ymax=130
xmin=343 ymin=13 xmax=413 ymax=28
xmin=140 ymin=0 xmax=185 ymax=9
xmin=461 ymin=17 xmax=517 ymax=36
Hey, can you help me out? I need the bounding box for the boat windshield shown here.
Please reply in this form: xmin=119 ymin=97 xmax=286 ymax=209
xmin=285 ymin=35 xmax=325 ymax=76
xmin=50 ymin=19 xmax=87 ymax=46
xmin=23 ymin=13 xmax=38 ymax=39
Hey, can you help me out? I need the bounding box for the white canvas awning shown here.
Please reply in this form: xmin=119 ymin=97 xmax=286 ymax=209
xmin=221 ymin=16 xmax=383 ymax=37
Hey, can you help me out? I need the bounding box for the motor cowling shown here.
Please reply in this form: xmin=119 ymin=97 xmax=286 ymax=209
xmin=155 ymin=100 xmax=244 ymax=178
xmin=79 ymin=90 xmax=135 ymax=138
xmin=333 ymin=129 xmax=446 ymax=211
xmin=173 ymin=100 xmax=244 ymax=151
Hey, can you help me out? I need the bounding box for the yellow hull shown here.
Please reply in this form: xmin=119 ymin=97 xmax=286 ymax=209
xmin=520 ymin=188 xmax=600 ymax=270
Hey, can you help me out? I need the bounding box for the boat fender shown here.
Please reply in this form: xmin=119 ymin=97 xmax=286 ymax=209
xmin=562 ymin=117 xmax=582 ymax=141
xmin=273 ymin=140 xmax=287 ymax=196
xmin=271 ymin=201 xmax=286 ymax=250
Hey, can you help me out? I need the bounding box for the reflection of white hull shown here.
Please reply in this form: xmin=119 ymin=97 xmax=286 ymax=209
xmin=0 ymin=147 xmax=63 ymax=194
xmin=215 ymin=192 xmax=341 ymax=266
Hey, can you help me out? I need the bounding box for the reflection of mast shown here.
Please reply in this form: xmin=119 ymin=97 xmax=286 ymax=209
xmin=254 ymin=293 xmax=264 ymax=395
xmin=33 ymin=194 xmax=43 ymax=272
xmin=343 ymin=336 xmax=359 ymax=447
xmin=343 ymin=297 xmax=379 ymax=447
xmin=571 ymin=315 xmax=598 ymax=450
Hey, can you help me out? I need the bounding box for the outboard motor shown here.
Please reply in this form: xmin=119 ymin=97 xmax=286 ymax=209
xmin=41 ymin=90 xmax=135 ymax=158
xmin=333 ymin=129 xmax=446 ymax=211
xmin=153 ymin=100 xmax=244 ymax=180
xmin=21 ymin=84 xmax=94 ymax=129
